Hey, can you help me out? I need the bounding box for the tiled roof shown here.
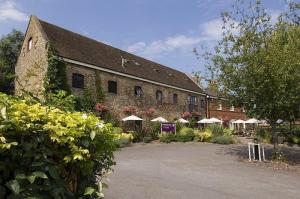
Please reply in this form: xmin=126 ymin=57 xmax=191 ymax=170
xmin=38 ymin=17 xmax=205 ymax=94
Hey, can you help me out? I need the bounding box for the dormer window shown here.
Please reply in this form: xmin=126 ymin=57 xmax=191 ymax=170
xmin=28 ymin=37 xmax=33 ymax=51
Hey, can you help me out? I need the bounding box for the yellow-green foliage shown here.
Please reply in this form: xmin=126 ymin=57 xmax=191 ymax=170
xmin=113 ymin=132 xmax=134 ymax=147
xmin=0 ymin=93 xmax=116 ymax=198
xmin=194 ymin=130 xmax=212 ymax=142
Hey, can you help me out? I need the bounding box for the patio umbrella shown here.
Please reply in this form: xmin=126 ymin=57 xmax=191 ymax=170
xmin=245 ymin=118 xmax=260 ymax=124
xmin=208 ymin=117 xmax=222 ymax=123
xmin=122 ymin=115 xmax=143 ymax=121
xmin=232 ymin=119 xmax=246 ymax=130
xmin=197 ymin=118 xmax=213 ymax=123
xmin=232 ymin=119 xmax=246 ymax=124
xmin=176 ymin=118 xmax=189 ymax=123
xmin=151 ymin=116 xmax=168 ymax=123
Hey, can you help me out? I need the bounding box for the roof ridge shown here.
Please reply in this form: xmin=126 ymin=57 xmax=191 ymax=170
xmin=37 ymin=17 xmax=188 ymax=76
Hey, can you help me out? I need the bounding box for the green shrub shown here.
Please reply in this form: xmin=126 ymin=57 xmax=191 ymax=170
xmin=112 ymin=127 xmax=123 ymax=134
xmin=175 ymin=122 xmax=184 ymax=133
xmin=179 ymin=127 xmax=194 ymax=135
xmin=148 ymin=122 xmax=161 ymax=140
xmin=255 ymin=128 xmax=272 ymax=143
xmin=143 ymin=136 xmax=153 ymax=143
xmin=113 ymin=133 xmax=134 ymax=147
xmin=159 ymin=133 xmax=176 ymax=143
xmin=0 ymin=93 xmax=116 ymax=198
xmin=194 ymin=130 xmax=212 ymax=142
xmin=45 ymin=90 xmax=76 ymax=112
xmin=207 ymin=125 xmax=224 ymax=137
xmin=211 ymin=135 xmax=236 ymax=145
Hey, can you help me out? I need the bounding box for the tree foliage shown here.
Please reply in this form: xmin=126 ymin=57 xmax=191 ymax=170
xmin=0 ymin=29 xmax=24 ymax=94
xmin=0 ymin=92 xmax=116 ymax=198
xmin=204 ymin=0 xmax=300 ymax=152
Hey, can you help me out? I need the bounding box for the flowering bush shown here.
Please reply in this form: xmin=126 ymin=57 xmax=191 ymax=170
xmin=122 ymin=106 xmax=136 ymax=115
xmin=0 ymin=93 xmax=116 ymax=198
xmin=181 ymin=111 xmax=192 ymax=119
xmin=145 ymin=108 xmax=155 ymax=117
xmin=95 ymin=103 xmax=107 ymax=112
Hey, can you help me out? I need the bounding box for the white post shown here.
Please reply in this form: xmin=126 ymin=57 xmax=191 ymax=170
xmin=258 ymin=144 xmax=261 ymax=162
xmin=262 ymin=145 xmax=265 ymax=161
xmin=248 ymin=143 xmax=251 ymax=161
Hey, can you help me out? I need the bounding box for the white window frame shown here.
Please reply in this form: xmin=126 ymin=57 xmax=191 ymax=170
xmin=217 ymin=103 xmax=222 ymax=110
xmin=230 ymin=105 xmax=235 ymax=111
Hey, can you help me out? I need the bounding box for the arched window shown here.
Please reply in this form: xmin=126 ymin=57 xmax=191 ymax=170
xmin=173 ymin=93 xmax=178 ymax=104
xmin=134 ymin=86 xmax=143 ymax=98
xmin=156 ymin=90 xmax=163 ymax=104
xmin=28 ymin=37 xmax=33 ymax=51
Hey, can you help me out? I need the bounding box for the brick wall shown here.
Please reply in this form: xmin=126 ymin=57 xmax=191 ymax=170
xmin=207 ymin=98 xmax=247 ymax=121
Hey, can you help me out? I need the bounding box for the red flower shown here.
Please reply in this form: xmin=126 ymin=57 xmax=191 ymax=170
xmin=145 ymin=108 xmax=155 ymax=117
xmin=123 ymin=106 xmax=137 ymax=115
xmin=182 ymin=111 xmax=192 ymax=119
xmin=95 ymin=103 xmax=107 ymax=112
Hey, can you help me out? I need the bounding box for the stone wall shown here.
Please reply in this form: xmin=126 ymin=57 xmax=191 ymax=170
xmin=15 ymin=16 xmax=48 ymax=97
xmin=66 ymin=63 xmax=206 ymax=121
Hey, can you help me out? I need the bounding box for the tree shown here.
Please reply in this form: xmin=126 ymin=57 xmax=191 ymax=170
xmin=205 ymin=0 xmax=300 ymax=158
xmin=0 ymin=30 xmax=24 ymax=94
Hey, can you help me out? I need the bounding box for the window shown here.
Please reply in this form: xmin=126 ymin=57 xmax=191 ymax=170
xmin=134 ymin=86 xmax=143 ymax=98
xmin=217 ymin=103 xmax=222 ymax=110
xmin=28 ymin=38 xmax=33 ymax=51
xmin=200 ymin=99 xmax=205 ymax=108
xmin=108 ymin=81 xmax=117 ymax=94
xmin=72 ymin=73 xmax=84 ymax=89
xmin=156 ymin=90 xmax=163 ymax=103
xmin=173 ymin=93 xmax=178 ymax=104
xmin=188 ymin=95 xmax=197 ymax=105
xmin=241 ymin=107 xmax=245 ymax=112
xmin=230 ymin=105 xmax=235 ymax=111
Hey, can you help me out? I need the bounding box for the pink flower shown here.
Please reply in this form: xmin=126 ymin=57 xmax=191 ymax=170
xmin=95 ymin=103 xmax=107 ymax=112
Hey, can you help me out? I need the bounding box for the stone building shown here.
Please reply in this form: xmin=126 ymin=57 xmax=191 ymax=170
xmin=15 ymin=16 xmax=207 ymax=121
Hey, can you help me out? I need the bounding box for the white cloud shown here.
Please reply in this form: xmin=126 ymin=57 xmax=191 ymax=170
xmin=200 ymin=19 xmax=224 ymax=40
xmin=0 ymin=0 xmax=28 ymax=22
xmin=127 ymin=18 xmax=228 ymax=57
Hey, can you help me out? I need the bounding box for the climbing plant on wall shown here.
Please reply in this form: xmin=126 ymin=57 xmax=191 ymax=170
xmin=43 ymin=42 xmax=70 ymax=95
xmin=95 ymin=71 xmax=105 ymax=103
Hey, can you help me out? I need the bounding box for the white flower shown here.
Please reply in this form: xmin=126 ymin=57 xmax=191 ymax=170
xmin=82 ymin=114 xmax=88 ymax=119
xmin=96 ymin=122 xmax=104 ymax=129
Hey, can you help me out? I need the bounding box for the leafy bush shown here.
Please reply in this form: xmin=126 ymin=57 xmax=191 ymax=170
xmin=175 ymin=122 xmax=184 ymax=133
xmin=159 ymin=133 xmax=176 ymax=143
xmin=179 ymin=127 xmax=194 ymax=135
xmin=211 ymin=135 xmax=237 ymax=145
xmin=207 ymin=125 xmax=224 ymax=137
xmin=113 ymin=133 xmax=134 ymax=147
xmin=112 ymin=127 xmax=123 ymax=134
xmin=255 ymin=128 xmax=272 ymax=143
xmin=193 ymin=130 xmax=212 ymax=142
xmin=0 ymin=93 xmax=116 ymax=198
xmin=143 ymin=136 xmax=153 ymax=143
xmin=45 ymin=90 xmax=76 ymax=112
xmin=176 ymin=127 xmax=195 ymax=142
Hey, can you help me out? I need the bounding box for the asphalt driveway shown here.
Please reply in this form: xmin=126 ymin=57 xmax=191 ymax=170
xmin=104 ymin=143 xmax=300 ymax=199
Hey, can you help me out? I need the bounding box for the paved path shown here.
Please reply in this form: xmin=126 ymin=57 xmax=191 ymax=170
xmin=104 ymin=143 xmax=300 ymax=199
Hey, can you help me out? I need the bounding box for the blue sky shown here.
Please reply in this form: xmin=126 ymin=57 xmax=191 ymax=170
xmin=0 ymin=0 xmax=292 ymax=74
